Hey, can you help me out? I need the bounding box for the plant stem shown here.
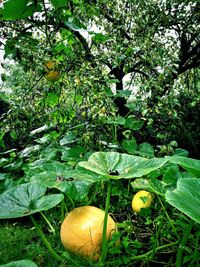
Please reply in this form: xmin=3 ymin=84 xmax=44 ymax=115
xmin=158 ymin=195 xmax=179 ymax=239
xmin=150 ymin=213 xmax=164 ymax=260
xmin=100 ymin=180 xmax=112 ymax=263
xmin=65 ymin=193 xmax=75 ymax=209
xmin=40 ymin=212 xmax=55 ymax=235
xmin=114 ymin=125 xmax=117 ymax=142
xmin=61 ymin=199 xmax=67 ymax=221
xmin=190 ymin=231 xmax=200 ymax=266
xmin=176 ymin=221 xmax=193 ymax=267
xmin=130 ymin=241 xmax=178 ymax=261
xmin=30 ymin=215 xmax=63 ymax=262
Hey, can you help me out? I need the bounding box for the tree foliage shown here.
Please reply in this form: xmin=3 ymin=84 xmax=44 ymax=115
xmin=0 ymin=0 xmax=200 ymax=155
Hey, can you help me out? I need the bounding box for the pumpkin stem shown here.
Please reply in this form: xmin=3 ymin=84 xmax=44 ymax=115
xmin=40 ymin=212 xmax=55 ymax=235
xmin=100 ymin=179 xmax=112 ymax=263
xmin=176 ymin=221 xmax=193 ymax=267
xmin=30 ymin=215 xmax=63 ymax=262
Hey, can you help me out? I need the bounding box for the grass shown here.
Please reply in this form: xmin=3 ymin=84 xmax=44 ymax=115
xmin=0 ymin=217 xmax=62 ymax=266
xmin=0 ymin=180 xmax=200 ymax=267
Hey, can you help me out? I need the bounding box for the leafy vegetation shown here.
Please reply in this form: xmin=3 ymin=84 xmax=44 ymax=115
xmin=0 ymin=0 xmax=200 ymax=266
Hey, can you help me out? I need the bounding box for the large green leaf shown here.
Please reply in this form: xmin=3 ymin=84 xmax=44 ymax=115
xmin=173 ymin=148 xmax=189 ymax=157
xmin=19 ymin=145 xmax=41 ymax=158
xmin=26 ymin=161 xmax=102 ymax=200
xmin=77 ymin=152 xmax=168 ymax=179
xmin=137 ymin=142 xmax=154 ymax=158
xmin=50 ymin=0 xmax=68 ymax=8
xmin=106 ymin=116 xmax=126 ymax=125
xmin=0 ymin=0 xmax=36 ymax=20
xmin=25 ymin=161 xmax=72 ymax=182
xmin=131 ymin=177 xmax=167 ymax=196
xmin=131 ymin=164 xmax=196 ymax=196
xmin=124 ymin=116 xmax=144 ymax=130
xmin=149 ymin=177 xmax=167 ymax=195
xmin=0 ymin=173 xmax=9 ymax=181
xmin=0 ymin=259 xmax=38 ymax=267
xmin=131 ymin=178 xmax=151 ymax=191
xmin=59 ymin=132 xmax=77 ymax=145
xmin=39 ymin=147 xmax=61 ymax=160
xmin=0 ymin=183 xmax=64 ymax=219
xmin=29 ymin=171 xmax=92 ymax=201
xmin=25 ymin=161 xmax=102 ymax=182
xmin=0 ymin=177 xmax=16 ymax=194
xmin=165 ymin=178 xmax=200 ymax=224
xmin=168 ymin=156 xmax=200 ymax=177
xmin=122 ymin=138 xmax=138 ymax=155
xmin=61 ymin=146 xmax=87 ymax=162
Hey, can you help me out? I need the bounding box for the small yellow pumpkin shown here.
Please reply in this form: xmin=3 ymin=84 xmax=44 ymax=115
xmin=132 ymin=190 xmax=153 ymax=213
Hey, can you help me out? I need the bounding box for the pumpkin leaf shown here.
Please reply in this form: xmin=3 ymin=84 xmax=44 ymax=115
xmin=173 ymin=148 xmax=189 ymax=157
xmin=131 ymin=178 xmax=150 ymax=191
xmin=165 ymin=178 xmax=200 ymax=224
xmin=18 ymin=145 xmax=40 ymax=158
xmin=137 ymin=142 xmax=154 ymax=158
xmin=0 ymin=173 xmax=9 ymax=181
xmin=61 ymin=146 xmax=87 ymax=162
xmin=124 ymin=116 xmax=144 ymax=130
xmin=26 ymin=161 xmax=102 ymax=200
xmin=122 ymin=138 xmax=137 ymax=154
xmin=149 ymin=177 xmax=167 ymax=196
xmin=25 ymin=161 xmax=72 ymax=182
xmin=29 ymin=171 xmax=92 ymax=201
xmin=26 ymin=160 xmax=103 ymax=182
xmin=39 ymin=146 xmax=61 ymax=160
xmin=77 ymin=152 xmax=168 ymax=179
xmin=0 ymin=183 xmax=64 ymax=219
xmin=168 ymin=156 xmax=200 ymax=177
xmin=131 ymin=177 xmax=167 ymax=196
xmin=0 ymin=259 xmax=38 ymax=267
xmin=0 ymin=177 xmax=16 ymax=194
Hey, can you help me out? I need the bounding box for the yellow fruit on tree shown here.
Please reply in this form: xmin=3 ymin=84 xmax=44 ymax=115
xmin=44 ymin=60 xmax=60 ymax=82
xmin=132 ymin=190 xmax=153 ymax=213
xmin=100 ymin=107 xmax=106 ymax=114
xmin=60 ymin=206 xmax=117 ymax=260
xmin=74 ymin=77 xmax=80 ymax=85
xmin=81 ymin=111 xmax=86 ymax=117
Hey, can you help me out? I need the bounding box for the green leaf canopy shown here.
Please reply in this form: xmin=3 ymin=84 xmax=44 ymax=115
xmin=0 ymin=183 xmax=64 ymax=219
xmin=50 ymin=0 xmax=67 ymax=9
xmin=77 ymin=152 xmax=168 ymax=179
xmin=0 ymin=0 xmax=36 ymax=20
xmin=165 ymin=178 xmax=200 ymax=224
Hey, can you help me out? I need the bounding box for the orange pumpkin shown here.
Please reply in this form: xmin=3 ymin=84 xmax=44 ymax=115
xmin=60 ymin=206 xmax=117 ymax=260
